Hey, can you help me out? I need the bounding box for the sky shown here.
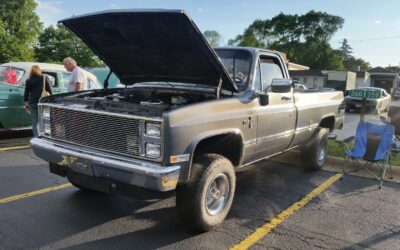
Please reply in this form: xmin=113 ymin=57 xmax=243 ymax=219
xmin=35 ymin=0 xmax=400 ymax=68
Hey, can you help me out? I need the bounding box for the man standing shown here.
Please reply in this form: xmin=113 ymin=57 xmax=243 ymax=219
xmin=63 ymin=57 xmax=87 ymax=92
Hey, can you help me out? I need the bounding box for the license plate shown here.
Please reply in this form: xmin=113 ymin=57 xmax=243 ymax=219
xmin=355 ymin=104 xmax=362 ymax=108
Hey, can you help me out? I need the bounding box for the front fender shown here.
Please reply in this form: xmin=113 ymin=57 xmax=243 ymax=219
xmin=178 ymin=128 xmax=244 ymax=183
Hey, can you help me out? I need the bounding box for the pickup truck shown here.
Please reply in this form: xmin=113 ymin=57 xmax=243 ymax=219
xmin=31 ymin=10 xmax=344 ymax=232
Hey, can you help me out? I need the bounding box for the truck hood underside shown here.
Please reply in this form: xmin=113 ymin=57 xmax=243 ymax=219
xmin=60 ymin=9 xmax=238 ymax=92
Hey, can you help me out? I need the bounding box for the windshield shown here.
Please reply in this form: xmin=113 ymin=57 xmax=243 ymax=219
xmin=215 ymin=49 xmax=252 ymax=91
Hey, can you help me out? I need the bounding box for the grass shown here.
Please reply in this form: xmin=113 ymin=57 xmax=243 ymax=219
xmin=327 ymin=139 xmax=400 ymax=166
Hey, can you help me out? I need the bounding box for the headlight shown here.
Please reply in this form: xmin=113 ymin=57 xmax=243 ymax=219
xmin=145 ymin=143 xmax=161 ymax=158
xmin=44 ymin=123 xmax=51 ymax=135
xmin=42 ymin=107 xmax=50 ymax=119
xmin=146 ymin=122 xmax=161 ymax=137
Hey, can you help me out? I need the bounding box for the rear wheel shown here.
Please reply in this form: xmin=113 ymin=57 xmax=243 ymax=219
xmin=176 ymin=154 xmax=236 ymax=232
xmin=301 ymin=127 xmax=328 ymax=171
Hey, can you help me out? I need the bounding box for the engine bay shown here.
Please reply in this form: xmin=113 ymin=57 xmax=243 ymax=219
xmin=46 ymin=87 xmax=219 ymax=117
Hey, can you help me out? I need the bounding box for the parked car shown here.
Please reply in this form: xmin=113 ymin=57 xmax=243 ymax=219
xmin=294 ymin=83 xmax=307 ymax=90
xmin=31 ymin=10 xmax=344 ymax=232
xmin=345 ymin=87 xmax=391 ymax=114
xmin=90 ymin=67 xmax=120 ymax=88
xmin=0 ymin=62 xmax=101 ymax=130
xmin=393 ymin=87 xmax=400 ymax=100
xmin=388 ymin=100 xmax=400 ymax=136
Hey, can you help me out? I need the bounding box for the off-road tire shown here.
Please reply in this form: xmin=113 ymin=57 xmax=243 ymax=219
xmin=176 ymin=154 xmax=236 ymax=232
xmin=301 ymin=127 xmax=328 ymax=171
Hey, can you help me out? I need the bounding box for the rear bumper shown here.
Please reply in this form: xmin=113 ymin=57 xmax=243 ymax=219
xmin=30 ymin=138 xmax=180 ymax=192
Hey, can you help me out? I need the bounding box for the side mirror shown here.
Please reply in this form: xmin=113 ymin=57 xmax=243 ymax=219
xmin=271 ymin=79 xmax=293 ymax=93
xmin=258 ymin=92 xmax=269 ymax=106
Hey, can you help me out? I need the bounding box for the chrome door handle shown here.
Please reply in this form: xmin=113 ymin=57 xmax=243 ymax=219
xmin=281 ymin=96 xmax=292 ymax=101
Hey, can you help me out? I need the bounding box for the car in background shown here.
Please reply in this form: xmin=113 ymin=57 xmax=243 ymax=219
xmin=393 ymin=87 xmax=400 ymax=100
xmin=0 ymin=62 xmax=101 ymax=130
xmin=345 ymin=87 xmax=391 ymax=114
xmin=294 ymin=83 xmax=307 ymax=90
xmin=90 ymin=67 xmax=120 ymax=88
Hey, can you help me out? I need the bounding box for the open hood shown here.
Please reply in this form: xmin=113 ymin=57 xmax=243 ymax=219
xmin=60 ymin=9 xmax=238 ymax=92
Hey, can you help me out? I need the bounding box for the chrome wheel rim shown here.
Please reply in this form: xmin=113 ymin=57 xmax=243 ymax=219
xmin=206 ymin=174 xmax=229 ymax=216
xmin=317 ymin=140 xmax=326 ymax=165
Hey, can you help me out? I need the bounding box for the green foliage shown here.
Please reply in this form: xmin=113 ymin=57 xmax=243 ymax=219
xmin=203 ymin=30 xmax=222 ymax=47
xmin=35 ymin=24 xmax=104 ymax=67
xmin=228 ymin=10 xmax=346 ymax=70
xmin=338 ymin=39 xmax=370 ymax=71
xmin=327 ymin=140 xmax=400 ymax=166
xmin=0 ymin=0 xmax=42 ymax=63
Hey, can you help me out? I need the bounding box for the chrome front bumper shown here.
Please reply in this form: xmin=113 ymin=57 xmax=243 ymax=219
xmin=30 ymin=138 xmax=180 ymax=191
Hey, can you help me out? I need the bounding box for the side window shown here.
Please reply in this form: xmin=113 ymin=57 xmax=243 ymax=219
xmin=42 ymin=71 xmax=57 ymax=87
xmin=62 ymin=72 xmax=72 ymax=88
xmin=0 ymin=66 xmax=25 ymax=85
xmin=254 ymin=61 xmax=262 ymax=92
xmin=259 ymin=57 xmax=284 ymax=92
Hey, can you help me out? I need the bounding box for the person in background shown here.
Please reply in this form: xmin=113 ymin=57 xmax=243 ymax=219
xmin=63 ymin=57 xmax=87 ymax=92
xmin=24 ymin=65 xmax=52 ymax=137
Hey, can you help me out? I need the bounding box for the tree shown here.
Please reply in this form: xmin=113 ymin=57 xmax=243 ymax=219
xmin=0 ymin=0 xmax=42 ymax=63
xmin=228 ymin=10 xmax=345 ymax=70
xmin=338 ymin=39 xmax=370 ymax=71
xmin=203 ymin=30 xmax=222 ymax=47
xmin=35 ymin=24 xmax=103 ymax=67
xmin=338 ymin=39 xmax=353 ymax=61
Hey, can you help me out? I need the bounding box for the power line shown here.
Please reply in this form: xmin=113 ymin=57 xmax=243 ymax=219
xmin=336 ymin=35 xmax=400 ymax=43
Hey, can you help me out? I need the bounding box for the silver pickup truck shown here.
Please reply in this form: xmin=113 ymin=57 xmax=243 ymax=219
xmin=31 ymin=10 xmax=344 ymax=232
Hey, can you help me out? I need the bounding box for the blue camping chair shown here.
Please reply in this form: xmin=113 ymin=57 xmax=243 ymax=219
xmin=338 ymin=122 xmax=395 ymax=189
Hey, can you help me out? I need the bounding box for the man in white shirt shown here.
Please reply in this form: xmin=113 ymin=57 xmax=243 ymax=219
xmin=63 ymin=57 xmax=87 ymax=92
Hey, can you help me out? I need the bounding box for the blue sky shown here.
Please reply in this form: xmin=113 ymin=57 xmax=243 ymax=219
xmin=35 ymin=0 xmax=400 ymax=68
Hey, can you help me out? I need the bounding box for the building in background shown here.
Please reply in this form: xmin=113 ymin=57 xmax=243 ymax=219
xmin=322 ymin=70 xmax=356 ymax=92
xmin=355 ymin=71 xmax=371 ymax=88
xmin=289 ymin=69 xmax=327 ymax=89
xmin=287 ymin=62 xmax=309 ymax=71
xmin=368 ymin=67 xmax=400 ymax=95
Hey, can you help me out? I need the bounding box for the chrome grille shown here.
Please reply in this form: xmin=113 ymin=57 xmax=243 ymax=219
xmin=50 ymin=107 xmax=141 ymax=156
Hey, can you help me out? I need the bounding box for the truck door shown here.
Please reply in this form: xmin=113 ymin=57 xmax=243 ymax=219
xmin=253 ymin=55 xmax=296 ymax=160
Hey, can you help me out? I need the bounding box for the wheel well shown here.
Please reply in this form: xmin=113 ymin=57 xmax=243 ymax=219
xmin=193 ymin=133 xmax=242 ymax=167
xmin=319 ymin=116 xmax=335 ymax=132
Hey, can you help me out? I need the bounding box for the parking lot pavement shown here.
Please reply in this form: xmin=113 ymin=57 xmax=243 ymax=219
xmin=1 ymin=135 xmax=400 ymax=249
xmin=256 ymin=176 xmax=400 ymax=250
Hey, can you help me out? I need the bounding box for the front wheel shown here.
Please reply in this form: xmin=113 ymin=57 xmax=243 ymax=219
xmin=176 ymin=154 xmax=236 ymax=232
xmin=301 ymin=127 xmax=328 ymax=171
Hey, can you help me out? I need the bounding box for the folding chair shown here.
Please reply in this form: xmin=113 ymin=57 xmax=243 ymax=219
xmin=338 ymin=122 xmax=395 ymax=189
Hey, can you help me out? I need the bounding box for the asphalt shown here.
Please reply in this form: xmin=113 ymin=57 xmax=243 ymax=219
xmin=1 ymin=130 xmax=400 ymax=249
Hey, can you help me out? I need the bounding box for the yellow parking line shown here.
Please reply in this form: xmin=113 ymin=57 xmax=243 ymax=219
xmin=0 ymin=145 xmax=31 ymax=151
xmin=231 ymin=173 xmax=343 ymax=250
xmin=0 ymin=183 xmax=73 ymax=205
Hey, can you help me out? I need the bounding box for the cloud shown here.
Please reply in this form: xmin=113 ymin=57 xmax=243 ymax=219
xmin=197 ymin=8 xmax=204 ymax=13
xmin=35 ymin=0 xmax=63 ymax=26
xmin=36 ymin=0 xmax=62 ymax=14
xmin=374 ymin=20 xmax=381 ymax=24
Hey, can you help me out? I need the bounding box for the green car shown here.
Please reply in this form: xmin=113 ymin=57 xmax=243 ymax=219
xmin=0 ymin=62 xmax=72 ymax=129
xmin=90 ymin=67 xmax=120 ymax=88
